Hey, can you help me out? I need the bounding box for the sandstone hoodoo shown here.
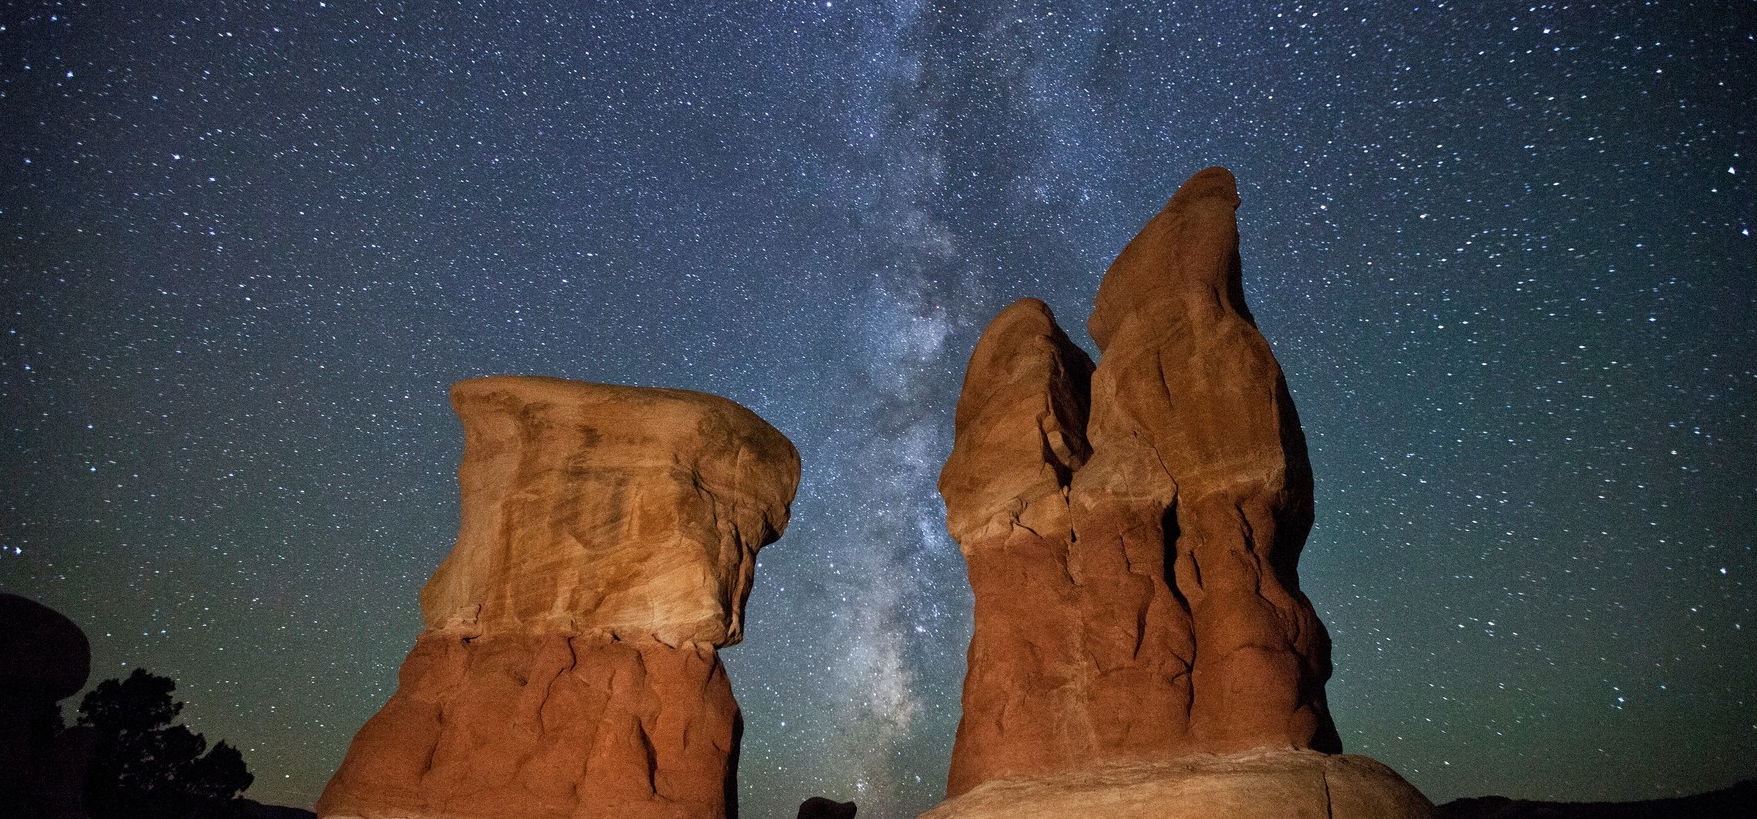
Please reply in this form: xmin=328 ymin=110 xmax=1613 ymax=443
xmin=934 ymin=167 xmax=1431 ymax=817
xmin=318 ymin=376 xmax=799 ymax=819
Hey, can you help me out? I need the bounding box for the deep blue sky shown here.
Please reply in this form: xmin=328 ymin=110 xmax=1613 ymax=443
xmin=3 ymin=2 xmax=1752 ymax=816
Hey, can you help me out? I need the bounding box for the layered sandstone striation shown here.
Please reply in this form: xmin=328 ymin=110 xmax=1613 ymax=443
xmin=940 ymin=167 xmax=1344 ymax=798
xmin=319 ymin=376 xmax=799 ymax=819
xmin=921 ymin=750 xmax=1435 ymax=819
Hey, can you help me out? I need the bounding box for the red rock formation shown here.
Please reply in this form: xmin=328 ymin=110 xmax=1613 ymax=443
xmin=923 ymin=749 xmax=1436 ymax=819
xmin=940 ymin=167 xmax=1339 ymax=798
xmin=319 ymin=377 xmax=799 ymax=819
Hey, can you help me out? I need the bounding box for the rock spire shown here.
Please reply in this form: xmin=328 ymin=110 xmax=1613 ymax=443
xmin=939 ymin=167 xmax=1340 ymax=797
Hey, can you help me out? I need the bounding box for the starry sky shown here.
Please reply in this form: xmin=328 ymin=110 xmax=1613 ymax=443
xmin=3 ymin=1 xmax=1753 ymax=816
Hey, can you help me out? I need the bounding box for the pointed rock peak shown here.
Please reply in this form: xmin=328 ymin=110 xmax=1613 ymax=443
xmin=952 ymin=298 xmax=1090 ymax=425
xmin=979 ymin=296 xmax=1058 ymax=338
xmin=941 ymin=298 xmax=1093 ymax=546
xmin=1089 ymin=165 xmax=1249 ymax=350
xmin=1169 ymin=165 xmax=1241 ymax=209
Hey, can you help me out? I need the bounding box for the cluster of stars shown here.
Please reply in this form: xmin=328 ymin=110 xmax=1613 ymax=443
xmin=3 ymin=1 xmax=1750 ymax=816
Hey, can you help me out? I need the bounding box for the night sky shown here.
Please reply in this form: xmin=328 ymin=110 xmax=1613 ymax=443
xmin=3 ymin=1 xmax=1753 ymax=816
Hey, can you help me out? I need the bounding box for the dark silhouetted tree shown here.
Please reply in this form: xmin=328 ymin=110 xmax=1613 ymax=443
xmin=77 ymin=668 xmax=253 ymax=819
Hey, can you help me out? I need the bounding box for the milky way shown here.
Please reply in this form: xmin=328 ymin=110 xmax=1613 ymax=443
xmin=3 ymin=2 xmax=1752 ymax=816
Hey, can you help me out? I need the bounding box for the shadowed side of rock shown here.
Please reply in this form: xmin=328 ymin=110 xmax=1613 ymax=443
xmin=0 ymin=594 xmax=93 ymax=819
xmin=939 ymin=167 xmax=1341 ymax=801
xmin=318 ymin=377 xmax=799 ymax=819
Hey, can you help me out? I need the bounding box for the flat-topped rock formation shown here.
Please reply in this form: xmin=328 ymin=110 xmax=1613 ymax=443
xmin=934 ymin=167 xmax=1423 ymax=816
xmin=319 ymin=376 xmax=799 ymax=819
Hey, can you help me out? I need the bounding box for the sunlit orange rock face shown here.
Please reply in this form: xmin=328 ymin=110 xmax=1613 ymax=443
xmin=940 ymin=167 xmax=1340 ymax=798
xmin=318 ymin=376 xmax=799 ymax=819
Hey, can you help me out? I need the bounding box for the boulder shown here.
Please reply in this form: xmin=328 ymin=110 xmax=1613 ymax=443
xmin=797 ymin=795 xmax=858 ymax=818
xmin=921 ymin=750 xmax=1436 ymax=819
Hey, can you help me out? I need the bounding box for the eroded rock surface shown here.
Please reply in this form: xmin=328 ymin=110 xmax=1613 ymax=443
xmin=940 ymin=167 xmax=1340 ymax=798
xmin=922 ymin=750 xmax=1436 ymax=819
xmin=318 ymin=376 xmax=799 ymax=819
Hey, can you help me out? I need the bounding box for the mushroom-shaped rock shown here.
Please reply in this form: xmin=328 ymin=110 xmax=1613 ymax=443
xmin=0 ymin=593 xmax=91 ymax=704
xmin=0 ymin=594 xmax=93 ymax=819
xmin=318 ymin=377 xmax=799 ymax=819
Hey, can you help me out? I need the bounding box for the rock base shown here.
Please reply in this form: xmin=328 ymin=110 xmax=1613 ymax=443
xmin=919 ymin=750 xmax=1437 ymax=819
xmin=318 ymin=632 xmax=739 ymax=819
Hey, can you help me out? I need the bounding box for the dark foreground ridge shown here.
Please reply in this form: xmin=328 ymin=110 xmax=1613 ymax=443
xmin=1438 ymin=779 xmax=1756 ymax=819
xmin=239 ymin=798 xmax=317 ymax=819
